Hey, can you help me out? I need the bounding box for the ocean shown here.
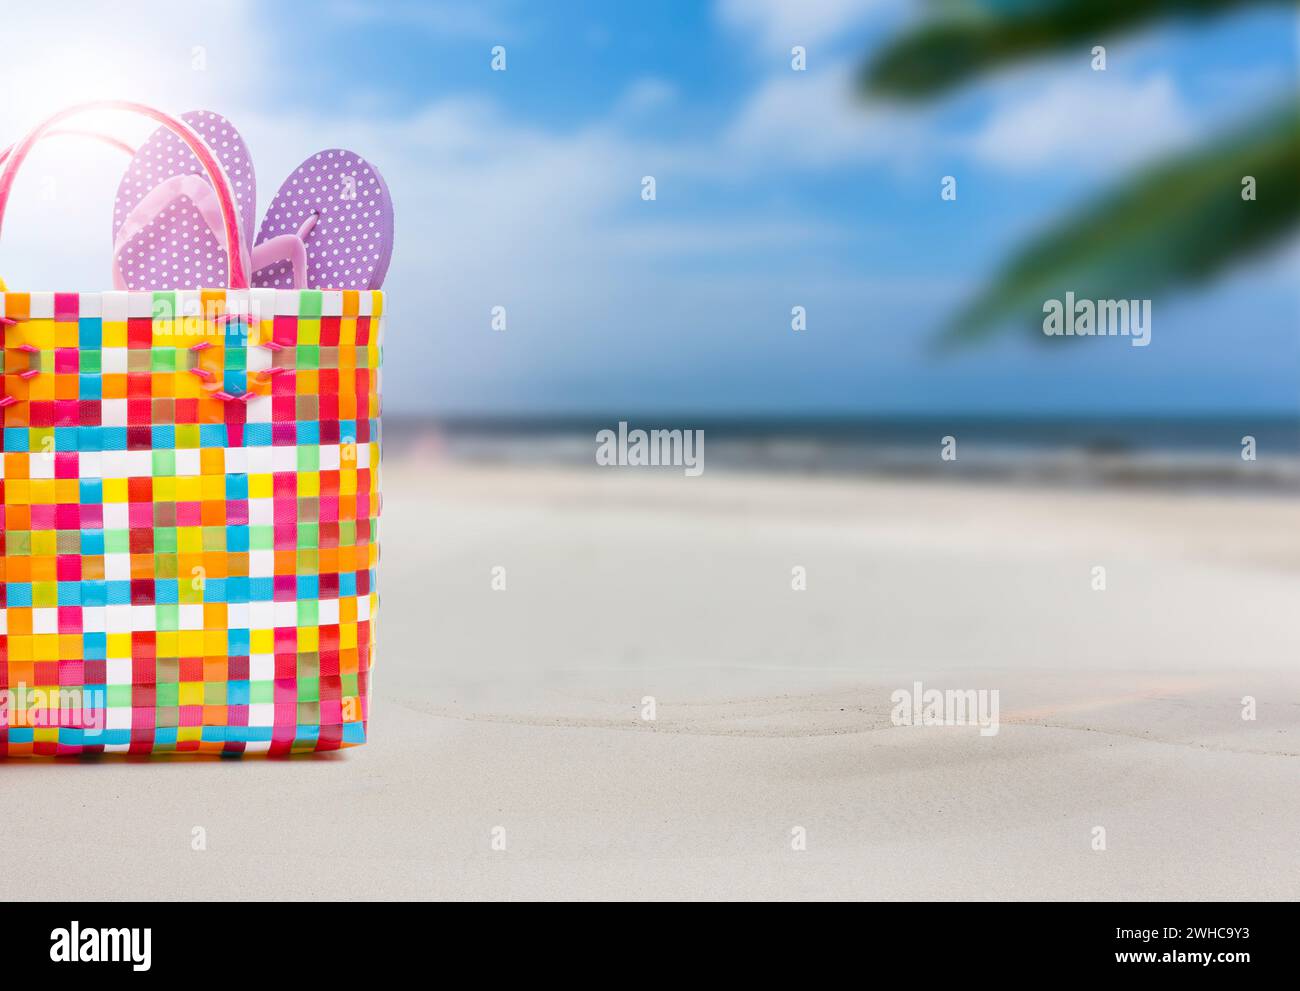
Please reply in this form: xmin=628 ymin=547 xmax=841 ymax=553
xmin=383 ymin=414 xmax=1300 ymax=492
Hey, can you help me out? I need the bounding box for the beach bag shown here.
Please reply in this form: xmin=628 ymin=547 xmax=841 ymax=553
xmin=0 ymin=102 xmax=382 ymax=755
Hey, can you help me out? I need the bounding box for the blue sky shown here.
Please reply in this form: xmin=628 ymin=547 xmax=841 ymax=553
xmin=0 ymin=0 xmax=1296 ymax=414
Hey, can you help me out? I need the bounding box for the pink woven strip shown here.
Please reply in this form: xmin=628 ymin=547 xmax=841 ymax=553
xmin=0 ymin=330 xmax=40 ymax=405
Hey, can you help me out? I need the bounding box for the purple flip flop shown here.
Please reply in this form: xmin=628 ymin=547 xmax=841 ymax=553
xmin=112 ymin=110 xmax=256 ymax=291
xmin=252 ymin=149 xmax=393 ymax=291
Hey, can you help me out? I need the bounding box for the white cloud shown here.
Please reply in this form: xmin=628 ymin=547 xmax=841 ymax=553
xmin=600 ymin=218 xmax=854 ymax=257
xmin=723 ymin=62 xmax=938 ymax=170
xmin=717 ymin=0 xmax=891 ymax=55
xmin=616 ymin=78 xmax=678 ymax=116
xmin=968 ymin=74 xmax=1196 ymax=172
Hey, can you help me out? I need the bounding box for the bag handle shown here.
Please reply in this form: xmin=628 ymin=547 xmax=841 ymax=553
xmin=0 ymin=100 xmax=249 ymax=288
xmin=0 ymin=129 xmax=136 ymax=167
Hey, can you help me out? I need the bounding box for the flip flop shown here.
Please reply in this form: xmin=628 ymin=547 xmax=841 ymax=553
xmin=111 ymin=110 xmax=257 ymax=290
xmin=252 ymin=149 xmax=393 ymax=291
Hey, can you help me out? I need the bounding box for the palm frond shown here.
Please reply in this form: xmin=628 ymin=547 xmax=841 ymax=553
xmin=942 ymin=100 xmax=1300 ymax=345
xmin=863 ymin=0 xmax=1280 ymax=99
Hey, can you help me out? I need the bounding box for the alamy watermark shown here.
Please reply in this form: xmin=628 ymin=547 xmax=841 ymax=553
xmin=50 ymin=922 xmax=151 ymax=971
xmin=0 ymin=684 xmax=105 ymax=732
xmin=1043 ymin=291 xmax=1151 ymax=347
xmin=596 ymin=421 xmax=704 ymax=477
xmin=891 ymin=681 xmax=1000 ymax=737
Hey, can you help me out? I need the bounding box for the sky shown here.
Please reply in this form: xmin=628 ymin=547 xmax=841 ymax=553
xmin=0 ymin=0 xmax=1295 ymax=416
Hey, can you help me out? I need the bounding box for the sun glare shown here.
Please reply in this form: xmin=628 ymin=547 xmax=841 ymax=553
xmin=6 ymin=47 xmax=150 ymax=139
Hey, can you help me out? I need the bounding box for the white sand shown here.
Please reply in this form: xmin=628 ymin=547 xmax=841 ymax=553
xmin=3 ymin=461 xmax=1298 ymax=900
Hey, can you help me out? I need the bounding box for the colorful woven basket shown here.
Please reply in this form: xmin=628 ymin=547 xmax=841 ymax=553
xmin=0 ymin=104 xmax=381 ymax=756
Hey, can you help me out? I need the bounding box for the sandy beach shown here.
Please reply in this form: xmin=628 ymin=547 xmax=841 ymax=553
xmin=3 ymin=460 xmax=1298 ymax=900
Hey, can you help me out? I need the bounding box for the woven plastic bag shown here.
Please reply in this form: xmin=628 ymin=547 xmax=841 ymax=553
xmin=0 ymin=103 xmax=381 ymax=755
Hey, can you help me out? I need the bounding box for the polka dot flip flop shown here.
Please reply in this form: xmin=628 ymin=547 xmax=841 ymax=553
xmin=251 ymin=149 xmax=393 ymax=291
xmin=112 ymin=110 xmax=257 ymax=291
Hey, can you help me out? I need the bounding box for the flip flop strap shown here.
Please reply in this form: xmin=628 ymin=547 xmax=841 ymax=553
xmin=110 ymin=174 xmax=253 ymax=291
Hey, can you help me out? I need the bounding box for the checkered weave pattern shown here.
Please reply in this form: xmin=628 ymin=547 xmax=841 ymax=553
xmin=0 ymin=288 xmax=381 ymax=756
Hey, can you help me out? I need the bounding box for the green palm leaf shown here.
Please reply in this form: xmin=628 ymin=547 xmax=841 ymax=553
xmin=863 ymin=0 xmax=1282 ymax=99
xmin=942 ymin=100 xmax=1300 ymax=345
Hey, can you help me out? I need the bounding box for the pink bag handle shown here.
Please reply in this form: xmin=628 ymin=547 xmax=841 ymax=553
xmin=0 ymin=129 xmax=136 ymax=167
xmin=0 ymin=100 xmax=249 ymax=288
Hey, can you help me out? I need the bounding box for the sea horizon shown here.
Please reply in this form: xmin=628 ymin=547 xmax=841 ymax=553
xmin=382 ymin=412 xmax=1300 ymax=492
